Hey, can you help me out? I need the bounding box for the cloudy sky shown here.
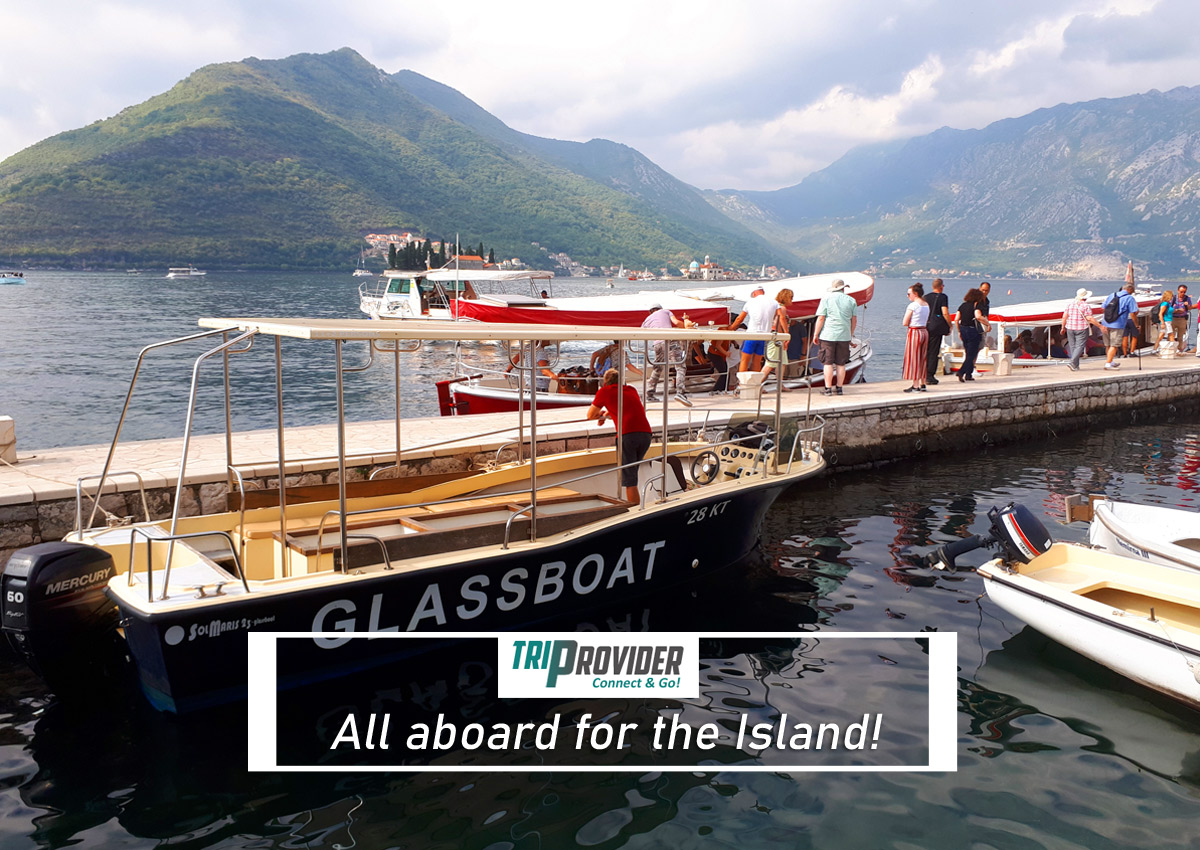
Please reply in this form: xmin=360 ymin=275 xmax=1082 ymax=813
xmin=2 ymin=0 xmax=1197 ymax=190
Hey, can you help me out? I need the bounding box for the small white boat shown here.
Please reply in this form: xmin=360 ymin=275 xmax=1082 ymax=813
xmin=359 ymin=268 xmax=556 ymax=321
xmin=352 ymin=249 xmax=373 ymax=277
xmin=1086 ymin=498 xmax=1200 ymax=573
xmin=165 ymin=265 xmax=206 ymax=279
xmin=0 ymin=271 xmax=26 ymax=284
xmin=978 ymin=542 xmax=1200 ymax=710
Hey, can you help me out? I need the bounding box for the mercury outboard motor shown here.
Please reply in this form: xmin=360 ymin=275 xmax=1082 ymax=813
xmin=922 ymin=503 xmax=1053 ymax=570
xmin=2 ymin=542 xmax=123 ymax=693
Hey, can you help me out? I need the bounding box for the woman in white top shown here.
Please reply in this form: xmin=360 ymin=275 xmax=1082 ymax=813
xmin=902 ymin=283 xmax=931 ymax=392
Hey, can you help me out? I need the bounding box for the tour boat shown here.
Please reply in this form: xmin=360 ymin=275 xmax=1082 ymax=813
xmin=1 ymin=318 xmax=826 ymax=713
xmin=978 ymin=542 xmax=1200 ymax=710
xmin=444 ymin=272 xmax=874 ymax=328
xmin=359 ymin=268 xmax=556 ymax=320
xmin=165 ymin=265 xmax=207 ymax=279
xmin=940 ymin=288 xmax=1162 ymax=373
xmin=438 ymin=337 xmax=873 ymax=416
xmin=0 ymin=271 xmax=26 ymax=284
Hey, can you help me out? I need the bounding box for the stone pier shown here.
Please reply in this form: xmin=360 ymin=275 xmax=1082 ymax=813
xmin=3 ymin=355 xmax=1200 ymax=566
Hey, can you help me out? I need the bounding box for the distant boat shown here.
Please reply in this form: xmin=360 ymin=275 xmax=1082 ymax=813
xmin=165 ymin=265 xmax=206 ymax=279
xmin=0 ymin=271 xmax=26 ymax=284
xmin=352 ymin=249 xmax=373 ymax=277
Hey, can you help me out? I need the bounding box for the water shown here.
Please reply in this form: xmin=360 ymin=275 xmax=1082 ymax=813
xmin=3 ymin=272 xmax=1200 ymax=847
xmin=1 ymin=271 xmax=1163 ymax=449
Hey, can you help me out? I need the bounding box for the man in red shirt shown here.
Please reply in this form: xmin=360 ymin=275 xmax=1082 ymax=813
xmin=587 ymin=369 xmax=653 ymax=504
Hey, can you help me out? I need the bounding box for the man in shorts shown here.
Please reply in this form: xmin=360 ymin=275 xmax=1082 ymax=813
xmin=1100 ymin=282 xmax=1138 ymax=370
xmin=812 ymin=279 xmax=857 ymax=395
xmin=728 ymin=286 xmax=773 ymax=374
xmin=588 ymin=369 xmax=653 ymax=503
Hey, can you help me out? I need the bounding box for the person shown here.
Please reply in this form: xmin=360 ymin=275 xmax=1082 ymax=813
xmin=1049 ymin=330 xmax=1068 ymax=360
xmin=1100 ymin=282 xmax=1138 ymax=370
xmin=812 ymin=278 xmax=857 ymax=396
xmin=728 ymin=286 xmax=773 ymax=374
xmin=1060 ymin=287 xmax=1099 ymax=371
xmin=978 ymin=281 xmax=991 ymax=319
xmin=1014 ymin=330 xmax=1036 ymax=359
xmin=539 ymin=289 xmax=550 ymax=299
xmin=590 ymin=340 xmax=621 ymax=375
xmin=1158 ymin=290 xmax=1175 ymax=345
xmin=641 ymin=304 xmax=696 ymax=406
xmin=587 ymin=369 xmax=653 ymax=504
xmin=901 ymin=283 xmax=930 ymax=392
xmin=924 ymin=278 xmax=951 ymax=385
xmin=957 ymin=288 xmax=989 ymax=382
xmin=706 ymin=337 xmax=731 ymax=392
xmin=1172 ymin=284 xmax=1193 ymax=352
xmin=759 ymin=288 xmax=794 ymax=391
xmin=1121 ymin=311 xmax=1138 ymax=357
xmin=504 ymin=341 xmax=555 ymax=391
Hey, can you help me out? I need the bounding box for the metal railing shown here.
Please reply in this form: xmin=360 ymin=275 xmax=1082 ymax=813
xmin=125 ymin=526 xmax=249 ymax=601
xmin=307 ymin=415 xmax=828 ymax=566
xmin=75 ymin=471 xmax=151 ymax=535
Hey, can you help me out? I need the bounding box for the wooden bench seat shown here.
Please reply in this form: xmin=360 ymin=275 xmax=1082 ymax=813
xmin=238 ymin=487 xmax=583 ymax=541
xmin=282 ymin=493 xmax=629 ymax=569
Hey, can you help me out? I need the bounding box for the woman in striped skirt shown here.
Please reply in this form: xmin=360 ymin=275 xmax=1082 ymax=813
xmin=902 ymin=283 xmax=930 ymax=392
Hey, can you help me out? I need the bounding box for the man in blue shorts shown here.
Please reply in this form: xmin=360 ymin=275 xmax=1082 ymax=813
xmin=728 ymin=286 xmax=772 ymax=374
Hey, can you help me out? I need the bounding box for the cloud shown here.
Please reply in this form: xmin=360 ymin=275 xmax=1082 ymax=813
xmin=4 ymin=0 xmax=1200 ymax=192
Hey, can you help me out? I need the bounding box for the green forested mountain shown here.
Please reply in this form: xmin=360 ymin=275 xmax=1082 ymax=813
xmin=0 ymin=48 xmax=789 ymax=271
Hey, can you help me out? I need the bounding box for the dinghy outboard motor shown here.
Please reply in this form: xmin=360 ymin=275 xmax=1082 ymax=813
xmin=922 ymin=503 xmax=1053 ymax=570
xmin=2 ymin=542 xmax=122 ymax=692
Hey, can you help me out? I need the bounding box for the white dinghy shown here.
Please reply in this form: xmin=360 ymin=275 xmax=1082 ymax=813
xmin=1064 ymin=495 xmax=1200 ymax=573
xmin=978 ymin=542 xmax=1200 ymax=710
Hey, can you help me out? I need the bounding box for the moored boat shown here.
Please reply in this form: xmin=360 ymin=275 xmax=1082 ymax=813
xmin=978 ymin=542 xmax=1200 ymax=710
xmin=941 ymin=288 xmax=1162 ymax=373
xmin=1 ymin=317 xmax=826 ymax=713
xmin=1077 ymin=497 xmax=1200 ymax=573
xmin=359 ymin=268 xmax=556 ymax=320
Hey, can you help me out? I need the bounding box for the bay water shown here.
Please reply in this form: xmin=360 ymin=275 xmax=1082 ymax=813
xmin=1 ymin=270 xmax=1199 ymax=848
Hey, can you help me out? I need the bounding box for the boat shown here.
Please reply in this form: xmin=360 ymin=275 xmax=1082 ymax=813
xmin=0 ymin=271 xmax=26 ymax=284
xmin=0 ymin=317 xmax=826 ymax=713
xmin=435 ymin=273 xmax=875 ymax=414
xmin=978 ymin=542 xmax=1200 ymax=710
xmin=446 ymin=272 xmax=874 ymax=328
xmin=1064 ymin=495 xmax=1200 ymax=573
xmin=359 ymin=268 xmax=556 ymax=320
xmin=438 ymin=336 xmax=873 ymax=415
xmin=352 ymin=249 xmax=373 ymax=277
xmin=165 ymin=265 xmax=206 ymax=279
xmin=941 ymin=287 xmax=1162 ymax=373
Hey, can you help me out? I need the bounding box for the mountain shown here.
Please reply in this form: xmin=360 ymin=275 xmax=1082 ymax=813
xmin=709 ymin=86 xmax=1200 ymax=278
xmin=0 ymin=49 xmax=789 ymax=271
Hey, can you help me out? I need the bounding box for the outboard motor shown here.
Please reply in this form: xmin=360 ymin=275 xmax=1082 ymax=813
xmin=2 ymin=542 xmax=123 ymax=693
xmin=922 ymin=503 xmax=1053 ymax=570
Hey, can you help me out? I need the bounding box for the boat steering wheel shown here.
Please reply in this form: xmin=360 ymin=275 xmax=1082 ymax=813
xmin=690 ymin=450 xmax=721 ymax=486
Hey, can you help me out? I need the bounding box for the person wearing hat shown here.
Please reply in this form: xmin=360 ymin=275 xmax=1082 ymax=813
xmin=641 ymin=303 xmax=695 ymax=406
xmin=727 ymin=285 xmax=770 ymax=374
xmin=812 ymin=278 xmax=857 ymax=395
xmin=1060 ymin=288 xmax=1100 ymax=372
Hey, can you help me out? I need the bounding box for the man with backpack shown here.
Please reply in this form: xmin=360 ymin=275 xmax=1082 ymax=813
xmin=1101 ymin=282 xmax=1138 ymax=370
